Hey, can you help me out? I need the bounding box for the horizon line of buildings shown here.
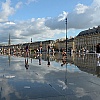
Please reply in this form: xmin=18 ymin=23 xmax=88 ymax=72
xmin=0 ymin=25 xmax=100 ymax=54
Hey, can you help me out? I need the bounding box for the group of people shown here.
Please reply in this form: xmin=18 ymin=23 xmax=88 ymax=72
xmin=24 ymin=43 xmax=100 ymax=68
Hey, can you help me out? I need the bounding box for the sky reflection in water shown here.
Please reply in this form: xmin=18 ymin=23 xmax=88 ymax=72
xmin=0 ymin=53 xmax=100 ymax=100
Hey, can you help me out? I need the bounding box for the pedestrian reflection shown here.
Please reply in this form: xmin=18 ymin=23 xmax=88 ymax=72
xmin=96 ymin=60 xmax=100 ymax=77
xmin=96 ymin=43 xmax=100 ymax=60
xmin=38 ymin=53 xmax=42 ymax=65
xmin=97 ymin=60 xmax=100 ymax=66
xmin=25 ymin=58 xmax=29 ymax=70
xmin=31 ymin=58 xmax=32 ymax=63
xmin=62 ymin=50 xmax=66 ymax=56
xmin=61 ymin=55 xmax=67 ymax=66
xmin=47 ymin=54 xmax=50 ymax=67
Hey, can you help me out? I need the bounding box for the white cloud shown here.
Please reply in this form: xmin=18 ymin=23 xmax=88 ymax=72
xmin=45 ymin=11 xmax=68 ymax=30
xmin=75 ymin=87 xmax=87 ymax=97
xmin=58 ymin=11 xmax=68 ymax=21
xmin=1 ymin=0 xmax=100 ymax=44
xmin=0 ymin=0 xmax=15 ymax=22
xmin=75 ymin=3 xmax=88 ymax=14
xmin=58 ymin=80 xmax=68 ymax=90
xmin=15 ymin=2 xmax=23 ymax=9
xmin=0 ymin=18 xmax=65 ymax=44
xmin=4 ymin=21 xmax=15 ymax=25
xmin=92 ymin=0 xmax=100 ymax=6
xmin=26 ymin=0 xmax=37 ymax=5
xmin=70 ymin=0 xmax=100 ymax=29
xmin=0 ymin=0 xmax=23 ymax=22
xmin=45 ymin=0 xmax=100 ymax=30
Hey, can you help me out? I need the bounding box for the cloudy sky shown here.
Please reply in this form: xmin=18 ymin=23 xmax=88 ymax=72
xmin=0 ymin=0 xmax=100 ymax=44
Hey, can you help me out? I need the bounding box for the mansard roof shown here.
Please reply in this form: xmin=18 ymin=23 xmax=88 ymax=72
xmin=77 ymin=26 xmax=100 ymax=36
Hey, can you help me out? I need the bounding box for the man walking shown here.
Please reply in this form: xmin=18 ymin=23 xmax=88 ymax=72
xmin=96 ymin=43 xmax=100 ymax=60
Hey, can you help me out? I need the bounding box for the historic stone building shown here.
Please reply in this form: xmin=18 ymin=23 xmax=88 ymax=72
xmin=55 ymin=38 xmax=66 ymax=51
xmin=41 ymin=40 xmax=55 ymax=52
xmin=74 ymin=26 xmax=100 ymax=53
xmin=1 ymin=25 xmax=100 ymax=54
xmin=54 ymin=38 xmax=75 ymax=52
xmin=67 ymin=38 xmax=75 ymax=52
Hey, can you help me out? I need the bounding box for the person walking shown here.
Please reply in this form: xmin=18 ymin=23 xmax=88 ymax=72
xmin=25 ymin=45 xmax=29 ymax=57
xmin=96 ymin=43 xmax=100 ymax=60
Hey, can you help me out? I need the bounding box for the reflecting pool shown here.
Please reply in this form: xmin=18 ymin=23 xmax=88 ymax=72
xmin=0 ymin=53 xmax=100 ymax=100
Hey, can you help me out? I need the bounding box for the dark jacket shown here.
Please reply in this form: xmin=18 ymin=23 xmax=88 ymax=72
xmin=96 ymin=44 xmax=100 ymax=53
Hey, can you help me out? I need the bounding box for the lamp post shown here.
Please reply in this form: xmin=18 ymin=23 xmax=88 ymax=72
xmin=65 ymin=18 xmax=67 ymax=53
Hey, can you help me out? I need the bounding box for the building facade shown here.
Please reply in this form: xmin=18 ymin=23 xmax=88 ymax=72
xmin=74 ymin=26 xmax=100 ymax=53
xmin=54 ymin=38 xmax=75 ymax=52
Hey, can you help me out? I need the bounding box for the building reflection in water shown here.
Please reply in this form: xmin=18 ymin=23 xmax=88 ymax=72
xmin=2 ymin=52 xmax=100 ymax=78
xmin=53 ymin=52 xmax=100 ymax=78
xmin=69 ymin=53 xmax=100 ymax=77
xmin=30 ymin=53 xmax=99 ymax=77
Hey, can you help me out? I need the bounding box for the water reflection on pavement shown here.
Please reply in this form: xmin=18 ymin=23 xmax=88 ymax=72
xmin=0 ymin=53 xmax=100 ymax=100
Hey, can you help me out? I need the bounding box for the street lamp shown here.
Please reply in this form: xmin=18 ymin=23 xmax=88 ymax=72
xmin=65 ymin=18 xmax=67 ymax=53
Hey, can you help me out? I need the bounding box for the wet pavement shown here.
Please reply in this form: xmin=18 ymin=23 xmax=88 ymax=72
xmin=0 ymin=53 xmax=100 ymax=100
